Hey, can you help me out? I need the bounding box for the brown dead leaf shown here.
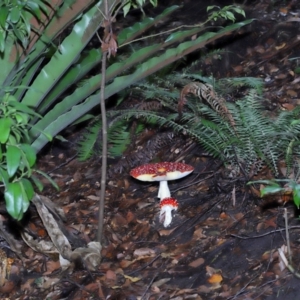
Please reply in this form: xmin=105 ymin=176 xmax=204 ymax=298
xmin=206 ymin=265 xmax=220 ymax=276
xmin=87 ymin=195 xmax=100 ymax=201
xmin=189 ymin=257 xmax=205 ymax=268
xmin=119 ymin=260 xmax=135 ymax=268
xmin=152 ymin=278 xmax=170 ymax=288
xmin=123 ymin=274 xmax=141 ymax=282
xmin=44 ymin=260 xmax=61 ymax=274
xmin=158 ymin=226 xmax=177 ymax=236
xmin=254 ymin=45 xmax=265 ymax=54
xmin=123 ymin=179 xmax=130 ymax=190
xmin=264 ymin=217 xmax=277 ymax=229
xmin=137 ymin=201 xmax=152 ymax=209
xmin=151 ymin=285 xmax=160 ymax=293
xmin=133 ymin=248 xmax=155 ymax=258
xmin=84 ymin=282 xmax=99 ymax=293
xmin=32 ymin=195 xmax=72 ymax=259
xmin=281 ymin=103 xmax=296 ymax=111
xmin=234 ymin=212 xmax=247 ymax=225
xmin=256 ymin=222 xmax=264 ymax=232
xmin=275 ymin=43 xmax=286 ymax=50
xmin=279 ymin=7 xmax=288 ymax=15
xmin=250 ymin=185 xmax=261 ymax=197
xmin=219 ymin=212 xmax=228 ymax=220
xmin=0 ymin=280 xmax=15 ymax=294
xmin=105 ymin=270 xmax=117 ymax=285
xmin=193 ymin=227 xmax=206 ymax=239
xmin=197 ymin=285 xmax=211 ymax=293
xmin=207 ymin=273 xmax=223 ymax=284
xmin=286 ymin=89 xmax=297 ymax=97
xmin=110 ymin=213 xmax=128 ymax=230
xmin=126 ymin=211 xmax=136 ymax=224
xmin=275 ymin=73 xmax=287 ymax=80
xmin=134 ymin=223 xmax=151 ymax=239
xmin=231 ymin=65 xmax=244 ymax=73
xmin=269 ymin=65 xmax=279 ymax=73
xmin=73 ymin=170 xmax=82 ymax=181
xmin=21 ymin=278 xmax=35 ymax=291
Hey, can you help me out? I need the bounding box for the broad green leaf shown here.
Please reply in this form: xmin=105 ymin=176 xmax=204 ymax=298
xmin=0 ymin=167 xmax=9 ymax=187
xmin=20 ymin=178 xmax=34 ymax=203
xmin=136 ymin=0 xmax=144 ymax=7
xmin=291 ymin=119 xmax=300 ymax=126
xmin=25 ymin=1 xmax=41 ymax=20
xmin=293 ymin=184 xmax=300 ymax=209
xmin=0 ymin=7 xmax=9 ymax=28
xmin=20 ymin=143 xmax=36 ymax=167
xmin=6 ymin=144 xmax=21 ymax=177
xmin=20 ymin=14 xmax=31 ymax=37
xmin=225 ymin=11 xmax=235 ymax=22
xmin=123 ymin=2 xmax=131 ymax=17
xmin=260 ymin=185 xmax=284 ymax=197
xmin=30 ymin=0 xmax=49 ymax=16
xmin=14 ymin=112 xmax=29 ymax=124
xmin=150 ymin=0 xmax=157 ymax=6
xmin=12 ymin=24 xmax=27 ymax=48
xmin=8 ymin=100 xmax=41 ymax=117
xmin=0 ymin=118 xmax=12 ymax=143
xmin=34 ymin=169 xmax=59 ymax=191
xmin=8 ymin=134 xmax=17 ymax=145
xmin=248 ymin=179 xmax=289 ymax=185
xmin=0 ymin=30 xmax=5 ymax=52
xmin=207 ymin=6 xmax=217 ymax=11
xmin=10 ymin=7 xmax=21 ymax=24
xmin=30 ymin=175 xmax=44 ymax=192
xmin=5 ymin=182 xmax=25 ymax=220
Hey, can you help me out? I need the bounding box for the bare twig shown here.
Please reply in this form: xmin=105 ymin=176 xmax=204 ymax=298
xmin=119 ymin=25 xmax=216 ymax=49
xmin=47 ymin=153 xmax=77 ymax=175
xmin=278 ymin=248 xmax=300 ymax=279
xmin=230 ymin=225 xmax=300 ymax=239
xmin=284 ymin=208 xmax=292 ymax=262
xmin=97 ymin=0 xmax=109 ymax=243
xmin=141 ymin=273 xmax=158 ymax=300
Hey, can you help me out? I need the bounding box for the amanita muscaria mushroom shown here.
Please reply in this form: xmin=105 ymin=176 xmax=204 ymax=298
xmin=160 ymin=197 xmax=178 ymax=227
xmin=130 ymin=162 xmax=194 ymax=199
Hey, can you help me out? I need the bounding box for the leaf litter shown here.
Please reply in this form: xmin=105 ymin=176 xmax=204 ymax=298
xmin=2 ymin=0 xmax=300 ymax=299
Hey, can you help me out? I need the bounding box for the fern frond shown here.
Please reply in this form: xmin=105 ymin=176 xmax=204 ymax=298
xmin=77 ymin=121 xmax=101 ymax=161
xmin=218 ymin=77 xmax=264 ymax=95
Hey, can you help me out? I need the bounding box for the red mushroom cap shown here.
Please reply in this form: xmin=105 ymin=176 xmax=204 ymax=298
xmin=130 ymin=162 xmax=194 ymax=182
xmin=160 ymin=197 xmax=179 ymax=209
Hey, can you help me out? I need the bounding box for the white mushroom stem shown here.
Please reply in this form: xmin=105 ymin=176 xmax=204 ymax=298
xmin=160 ymin=204 xmax=177 ymax=227
xmin=158 ymin=180 xmax=171 ymax=200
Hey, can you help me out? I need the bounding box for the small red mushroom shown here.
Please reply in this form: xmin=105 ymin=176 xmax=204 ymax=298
xmin=159 ymin=197 xmax=179 ymax=227
xmin=130 ymin=162 xmax=194 ymax=199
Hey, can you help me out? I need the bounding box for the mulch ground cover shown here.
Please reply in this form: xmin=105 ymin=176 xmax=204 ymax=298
xmin=2 ymin=0 xmax=300 ymax=299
